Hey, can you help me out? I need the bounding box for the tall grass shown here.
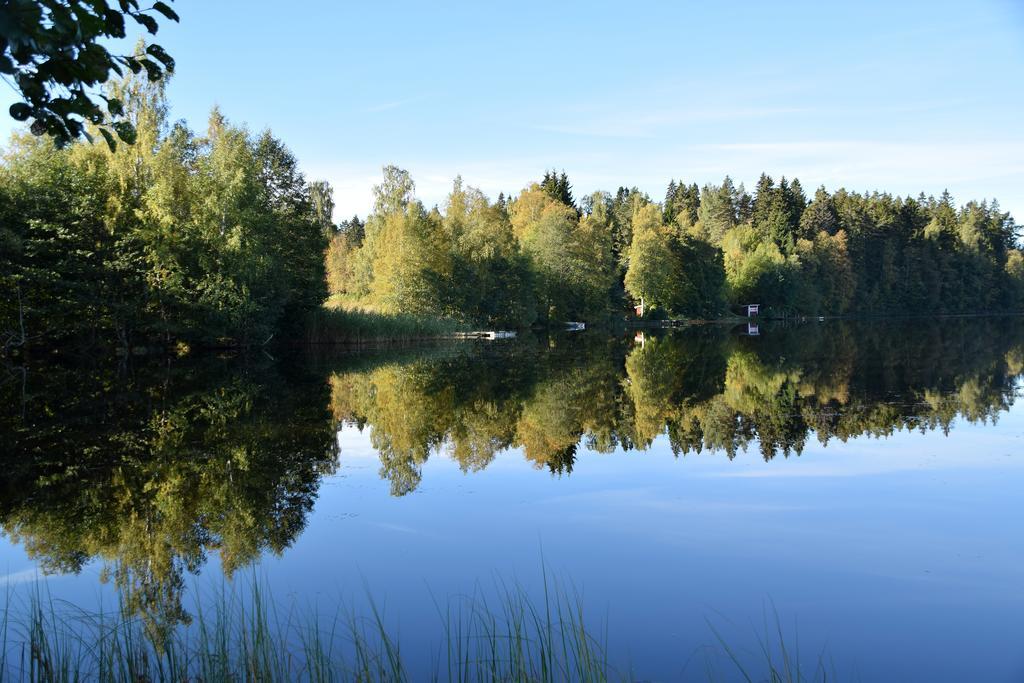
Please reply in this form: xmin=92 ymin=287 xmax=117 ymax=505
xmin=1 ymin=576 xmax=613 ymax=683
xmin=0 ymin=577 xmax=838 ymax=682
xmin=306 ymin=306 xmax=470 ymax=345
xmin=704 ymin=604 xmax=840 ymax=683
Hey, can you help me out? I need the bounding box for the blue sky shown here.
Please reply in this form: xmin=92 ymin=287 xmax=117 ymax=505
xmin=3 ymin=0 xmax=1024 ymax=220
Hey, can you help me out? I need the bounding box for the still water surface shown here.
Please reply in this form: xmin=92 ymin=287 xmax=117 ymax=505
xmin=2 ymin=319 xmax=1024 ymax=681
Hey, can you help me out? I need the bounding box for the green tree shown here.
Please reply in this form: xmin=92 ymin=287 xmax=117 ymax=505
xmin=510 ymin=184 xmax=583 ymax=321
xmin=624 ymin=203 xmax=679 ymax=314
xmin=443 ymin=176 xmax=535 ymax=325
xmin=800 ymin=186 xmax=840 ymax=238
xmin=697 ymin=176 xmax=739 ymax=244
xmin=0 ymin=69 xmax=329 ymax=348
xmin=540 ymin=169 xmax=575 ymax=209
xmin=309 ymin=180 xmax=335 ymax=237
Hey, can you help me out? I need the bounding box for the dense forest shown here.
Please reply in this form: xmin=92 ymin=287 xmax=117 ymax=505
xmin=3 ymin=71 xmax=1023 ymax=350
xmin=328 ymin=168 xmax=1024 ymax=327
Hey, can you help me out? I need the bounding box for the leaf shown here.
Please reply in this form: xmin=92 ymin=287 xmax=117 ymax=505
xmin=140 ymin=58 xmax=163 ymax=82
xmin=9 ymin=102 xmax=31 ymax=121
xmin=112 ymin=121 xmax=137 ymax=145
xmin=104 ymin=10 xmax=126 ymax=38
xmin=99 ymin=127 xmax=118 ymax=152
xmin=132 ymin=12 xmax=159 ymax=34
xmin=105 ymin=96 xmax=125 ymax=117
xmin=152 ymin=2 xmax=180 ymax=22
xmin=146 ymin=44 xmax=175 ymax=71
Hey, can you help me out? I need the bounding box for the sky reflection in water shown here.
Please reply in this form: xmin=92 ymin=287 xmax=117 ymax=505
xmin=2 ymin=319 xmax=1024 ymax=681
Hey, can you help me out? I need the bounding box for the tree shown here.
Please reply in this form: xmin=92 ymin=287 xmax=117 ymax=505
xmin=609 ymin=186 xmax=649 ymax=266
xmin=924 ymin=189 xmax=958 ymax=247
xmin=675 ymin=182 xmax=701 ymax=230
xmin=697 ymin=177 xmax=739 ymax=244
xmin=510 ymin=184 xmax=585 ymax=321
xmin=325 ymin=232 xmax=356 ymax=297
xmin=1 ymin=0 xmax=179 ymax=148
xmin=339 ymin=214 xmax=365 ymax=246
xmin=672 ymin=234 xmax=726 ymax=318
xmin=540 ymin=169 xmax=575 ymax=209
xmin=573 ymin=193 xmax=617 ymax=319
xmin=1007 ymin=250 xmax=1024 ymax=308
xmin=663 ymin=180 xmax=678 ymax=223
xmin=372 ymin=165 xmax=415 ymax=215
xmin=751 ymin=173 xmax=775 ymax=227
xmin=0 ymin=68 xmax=330 ymax=348
xmin=624 ymin=203 xmax=679 ymax=313
xmin=800 ymin=186 xmax=839 ymax=238
xmin=309 ymin=180 xmax=335 ymax=237
xmin=722 ymin=223 xmax=791 ymax=307
xmin=443 ymin=176 xmax=535 ymax=325
xmin=752 ymin=176 xmax=805 ymax=253
xmin=364 ymin=198 xmax=446 ymax=316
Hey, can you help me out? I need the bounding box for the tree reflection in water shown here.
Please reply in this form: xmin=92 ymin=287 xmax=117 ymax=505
xmin=330 ymin=319 xmax=1024 ymax=492
xmin=0 ymin=357 xmax=337 ymax=645
xmin=1 ymin=317 xmax=1022 ymax=645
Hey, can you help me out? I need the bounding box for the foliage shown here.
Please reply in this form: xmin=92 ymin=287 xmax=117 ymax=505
xmin=3 ymin=66 xmax=1022 ymax=343
xmin=327 ymin=318 xmax=1024 ymax=493
xmin=308 ymin=302 xmax=469 ymax=344
xmin=540 ymin=168 xmax=575 ymax=209
xmin=624 ymin=202 xmax=726 ymax=318
xmin=2 ymin=319 xmax=1022 ymax=640
xmin=0 ymin=572 xmax=848 ymax=682
xmin=0 ymin=356 xmax=337 ymax=641
xmin=624 ymin=203 xmax=680 ymax=311
xmin=0 ymin=70 xmax=329 ymax=348
xmin=1 ymin=0 xmax=178 ymax=148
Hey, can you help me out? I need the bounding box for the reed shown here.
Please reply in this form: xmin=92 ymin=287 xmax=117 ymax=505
xmin=0 ymin=576 xmax=835 ymax=682
xmin=306 ymin=306 xmax=470 ymax=345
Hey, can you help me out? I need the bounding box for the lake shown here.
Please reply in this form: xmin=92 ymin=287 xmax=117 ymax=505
xmin=2 ymin=318 xmax=1024 ymax=681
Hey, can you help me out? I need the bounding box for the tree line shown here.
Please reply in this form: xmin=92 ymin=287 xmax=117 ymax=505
xmin=328 ymin=168 xmax=1024 ymax=327
xmin=3 ymin=68 xmax=1023 ymax=350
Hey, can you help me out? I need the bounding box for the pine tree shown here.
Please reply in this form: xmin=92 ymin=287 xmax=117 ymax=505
xmin=664 ymin=180 xmax=679 ymax=223
xmin=751 ymin=173 xmax=775 ymax=227
xmin=540 ymin=169 xmax=575 ymax=209
xmin=800 ymin=187 xmax=840 ymax=238
xmin=697 ymin=177 xmax=738 ymax=245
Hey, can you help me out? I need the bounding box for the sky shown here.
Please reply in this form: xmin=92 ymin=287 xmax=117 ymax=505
xmin=3 ymin=0 xmax=1024 ymax=221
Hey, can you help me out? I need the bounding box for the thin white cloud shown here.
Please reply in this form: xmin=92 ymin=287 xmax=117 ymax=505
xmin=535 ymin=106 xmax=810 ymax=139
xmin=0 ymin=567 xmax=51 ymax=585
xmin=305 ymin=157 xmax=569 ymax=219
xmin=692 ymin=140 xmax=1024 ymax=214
xmin=535 ymin=487 xmax=808 ymax=513
xmin=303 ymin=139 xmax=1024 ymax=223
